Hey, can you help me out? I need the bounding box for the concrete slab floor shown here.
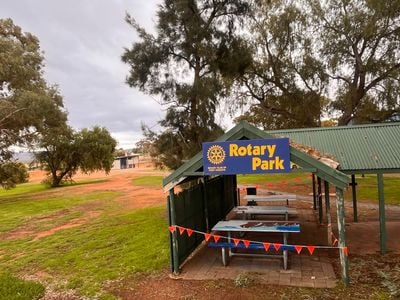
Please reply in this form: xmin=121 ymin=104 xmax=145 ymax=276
xmin=179 ymin=245 xmax=337 ymax=288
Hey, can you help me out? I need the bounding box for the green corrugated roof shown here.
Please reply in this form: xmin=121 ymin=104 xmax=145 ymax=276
xmin=267 ymin=123 xmax=400 ymax=173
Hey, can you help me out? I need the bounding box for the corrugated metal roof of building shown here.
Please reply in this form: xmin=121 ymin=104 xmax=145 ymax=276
xmin=267 ymin=122 xmax=400 ymax=172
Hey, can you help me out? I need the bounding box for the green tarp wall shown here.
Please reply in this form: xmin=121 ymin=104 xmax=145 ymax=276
xmin=172 ymin=175 xmax=236 ymax=266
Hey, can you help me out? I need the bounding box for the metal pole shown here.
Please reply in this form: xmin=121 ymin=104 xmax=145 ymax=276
xmin=312 ymin=173 xmax=317 ymax=210
xmin=377 ymin=173 xmax=387 ymax=254
xmin=318 ymin=177 xmax=323 ymax=224
xmin=169 ymin=188 xmax=180 ymax=274
xmin=351 ymin=174 xmax=358 ymax=222
xmin=335 ymin=187 xmax=349 ymax=285
xmin=324 ymin=181 xmax=332 ymax=245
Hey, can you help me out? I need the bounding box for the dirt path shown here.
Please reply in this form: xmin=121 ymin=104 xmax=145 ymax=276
xmin=3 ymin=168 xmax=168 ymax=241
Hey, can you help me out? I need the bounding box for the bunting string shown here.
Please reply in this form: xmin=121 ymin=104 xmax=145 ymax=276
xmin=168 ymin=225 xmax=348 ymax=256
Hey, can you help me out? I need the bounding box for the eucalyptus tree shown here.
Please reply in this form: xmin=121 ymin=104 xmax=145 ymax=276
xmin=0 ymin=18 xmax=66 ymax=188
xmin=122 ymin=0 xmax=251 ymax=169
xmin=35 ymin=126 xmax=117 ymax=187
xmin=309 ymin=0 xmax=400 ymax=125
xmin=234 ymin=0 xmax=329 ymax=130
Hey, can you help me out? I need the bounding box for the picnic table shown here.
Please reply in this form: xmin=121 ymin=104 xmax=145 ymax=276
xmin=232 ymin=205 xmax=297 ymax=221
xmin=210 ymin=220 xmax=300 ymax=269
xmin=244 ymin=194 xmax=297 ymax=206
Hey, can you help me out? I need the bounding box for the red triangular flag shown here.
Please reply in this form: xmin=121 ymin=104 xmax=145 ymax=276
xmin=186 ymin=229 xmax=193 ymax=237
xmin=204 ymin=233 xmax=212 ymax=242
xmin=295 ymin=245 xmax=303 ymax=254
xmin=233 ymin=238 xmax=240 ymax=246
xmin=273 ymin=243 xmax=281 ymax=251
xmin=178 ymin=227 xmax=185 ymax=235
xmin=267 ymin=183 xmax=273 ymax=188
xmin=243 ymin=240 xmax=250 ymax=248
xmin=307 ymin=245 xmax=315 ymax=255
xmin=213 ymin=235 xmax=221 ymax=243
xmin=263 ymin=242 xmax=271 ymax=251
xmin=343 ymin=246 xmax=348 ymax=256
xmin=168 ymin=225 xmax=176 ymax=233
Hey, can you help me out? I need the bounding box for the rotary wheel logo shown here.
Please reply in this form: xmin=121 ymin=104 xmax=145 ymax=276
xmin=207 ymin=145 xmax=226 ymax=165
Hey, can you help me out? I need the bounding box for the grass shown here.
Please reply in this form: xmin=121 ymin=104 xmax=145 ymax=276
xmin=349 ymin=174 xmax=400 ymax=205
xmin=132 ymin=176 xmax=164 ymax=187
xmin=0 ymin=183 xmax=51 ymax=197
xmin=0 ymin=178 xmax=108 ymax=198
xmin=0 ymin=178 xmax=169 ymax=298
xmin=0 ymin=273 xmax=45 ymax=300
xmin=0 ymin=190 xmax=118 ymax=233
xmin=237 ymin=173 xmax=312 ymax=185
xmin=237 ymin=173 xmax=400 ymax=205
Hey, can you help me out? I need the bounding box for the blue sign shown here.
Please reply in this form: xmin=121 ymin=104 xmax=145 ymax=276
xmin=202 ymin=138 xmax=290 ymax=175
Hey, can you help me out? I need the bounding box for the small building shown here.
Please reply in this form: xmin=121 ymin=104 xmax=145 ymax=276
xmin=112 ymin=154 xmax=139 ymax=170
xmin=13 ymin=152 xmax=40 ymax=170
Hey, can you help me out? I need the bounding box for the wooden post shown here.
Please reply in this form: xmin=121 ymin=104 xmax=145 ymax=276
xmin=167 ymin=194 xmax=174 ymax=273
xmin=377 ymin=173 xmax=387 ymax=254
xmin=312 ymin=173 xmax=317 ymax=210
xmin=336 ymin=187 xmax=349 ymax=285
xmin=168 ymin=188 xmax=180 ymax=274
xmin=202 ymin=177 xmax=210 ymax=232
xmin=233 ymin=175 xmax=238 ymax=207
xmin=318 ymin=177 xmax=323 ymax=224
xmin=324 ymin=181 xmax=332 ymax=245
xmin=351 ymin=174 xmax=358 ymax=222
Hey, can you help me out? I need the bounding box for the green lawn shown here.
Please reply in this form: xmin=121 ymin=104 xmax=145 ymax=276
xmin=238 ymin=173 xmax=400 ymax=205
xmin=0 ymin=273 xmax=44 ymax=300
xmin=132 ymin=175 xmax=164 ymax=187
xmin=348 ymin=174 xmax=400 ymax=205
xmin=0 ymin=180 xmax=169 ymax=299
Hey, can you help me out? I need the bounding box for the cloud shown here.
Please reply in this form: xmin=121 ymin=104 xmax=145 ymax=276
xmin=0 ymin=0 xmax=163 ymax=149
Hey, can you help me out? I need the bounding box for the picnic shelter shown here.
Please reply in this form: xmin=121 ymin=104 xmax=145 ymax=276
xmin=163 ymin=121 xmax=351 ymax=284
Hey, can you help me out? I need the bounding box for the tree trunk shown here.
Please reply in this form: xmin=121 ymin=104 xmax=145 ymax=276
xmin=51 ymin=175 xmax=62 ymax=187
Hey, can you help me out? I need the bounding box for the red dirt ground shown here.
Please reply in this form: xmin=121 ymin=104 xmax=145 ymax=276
xmin=21 ymin=169 xmax=400 ymax=299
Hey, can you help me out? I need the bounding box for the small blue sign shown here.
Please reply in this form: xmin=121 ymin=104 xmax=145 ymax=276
xmin=202 ymin=138 xmax=290 ymax=175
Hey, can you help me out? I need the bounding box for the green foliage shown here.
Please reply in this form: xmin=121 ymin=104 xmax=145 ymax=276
xmin=233 ymin=0 xmax=399 ymax=128
xmin=0 ymin=18 xmax=67 ymax=188
xmin=35 ymin=126 xmax=117 ymax=187
xmin=0 ymin=272 xmax=45 ymax=300
xmin=309 ymin=0 xmax=400 ymax=125
xmin=123 ymin=0 xmax=251 ymax=169
xmin=233 ymin=1 xmax=328 ymax=129
xmin=0 ymin=161 xmax=28 ymax=189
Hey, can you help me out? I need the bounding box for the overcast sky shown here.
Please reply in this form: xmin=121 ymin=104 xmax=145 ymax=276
xmin=0 ymin=0 xmax=165 ymax=149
